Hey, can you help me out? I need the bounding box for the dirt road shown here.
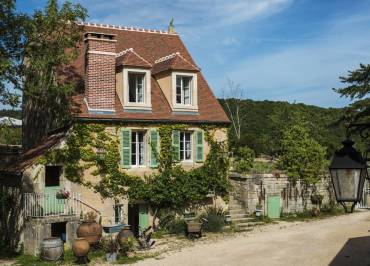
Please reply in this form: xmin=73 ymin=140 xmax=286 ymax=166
xmin=135 ymin=211 xmax=370 ymax=266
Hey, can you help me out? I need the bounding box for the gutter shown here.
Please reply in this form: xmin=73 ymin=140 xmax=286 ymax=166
xmin=74 ymin=117 xmax=231 ymax=126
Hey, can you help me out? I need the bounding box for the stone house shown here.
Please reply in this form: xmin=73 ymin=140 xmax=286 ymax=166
xmin=0 ymin=22 xmax=230 ymax=255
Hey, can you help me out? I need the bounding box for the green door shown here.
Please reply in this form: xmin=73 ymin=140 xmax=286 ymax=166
xmin=267 ymin=195 xmax=281 ymax=219
xmin=138 ymin=204 xmax=149 ymax=232
xmin=44 ymin=186 xmax=65 ymax=215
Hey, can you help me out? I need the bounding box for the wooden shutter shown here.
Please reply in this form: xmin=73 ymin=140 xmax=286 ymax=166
xmin=150 ymin=129 xmax=159 ymax=168
xmin=172 ymin=130 xmax=180 ymax=161
xmin=121 ymin=128 xmax=131 ymax=168
xmin=195 ymin=130 xmax=204 ymax=162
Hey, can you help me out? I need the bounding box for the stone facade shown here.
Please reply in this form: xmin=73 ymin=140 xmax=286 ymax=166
xmin=229 ymin=173 xmax=335 ymax=215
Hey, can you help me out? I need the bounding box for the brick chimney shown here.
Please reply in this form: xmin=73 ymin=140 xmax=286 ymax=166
xmin=84 ymin=32 xmax=117 ymax=113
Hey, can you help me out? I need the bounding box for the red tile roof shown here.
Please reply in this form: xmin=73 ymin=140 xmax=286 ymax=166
xmin=116 ymin=48 xmax=152 ymax=68
xmin=152 ymin=52 xmax=199 ymax=75
xmin=72 ymin=23 xmax=230 ymax=124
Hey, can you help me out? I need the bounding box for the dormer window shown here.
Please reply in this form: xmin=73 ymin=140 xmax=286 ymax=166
xmin=122 ymin=68 xmax=152 ymax=112
xmin=129 ymin=72 xmax=145 ymax=103
xmin=176 ymin=76 xmax=192 ymax=105
xmin=171 ymin=72 xmax=198 ymax=113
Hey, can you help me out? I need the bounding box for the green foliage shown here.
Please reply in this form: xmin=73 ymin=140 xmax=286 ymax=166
xmin=277 ymin=122 xmax=328 ymax=185
xmin=219 ymin=99 xmax=346 ymax=157
xmin=334 ymin=63 xmax=370 ymax=124
xmin=0 ymin=126 xmax=21 ymax=145
xmin=0 ymin=0 xmax=26 ymax=107
xmin=200 ymin=206 xmax=226 ymax=232
xmin=165 ymin=218 xmax=186 ymax=234
xmin=41 ymin=123 xmax=230 ymax=216
xmin=234 ymin=146 xmax=255 ymax=173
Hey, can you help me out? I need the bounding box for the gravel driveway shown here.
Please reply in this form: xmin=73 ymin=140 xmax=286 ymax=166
xmin=134 ymin=211 xmax=370 ymax=266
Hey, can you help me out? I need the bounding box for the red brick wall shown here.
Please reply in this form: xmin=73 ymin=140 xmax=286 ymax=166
xmin=85 ymin=35 xmax=116 ymax=111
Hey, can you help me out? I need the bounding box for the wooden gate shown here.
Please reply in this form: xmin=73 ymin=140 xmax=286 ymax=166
xmin=358 ymin=180 xmax=370 ymax=209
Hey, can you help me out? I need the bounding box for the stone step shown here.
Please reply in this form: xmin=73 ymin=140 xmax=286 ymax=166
xmin=235 ymin=221 xmax=265 ymax=227
xmin=231 ymin=217 xmax=254 ymax=223
xmin=229 ymin=213 xmax=249 ymax=219
xmin=229 ymin=209 xmax=245 ymax=215
xmin=228 ymin=204 xmax=244 ymax=209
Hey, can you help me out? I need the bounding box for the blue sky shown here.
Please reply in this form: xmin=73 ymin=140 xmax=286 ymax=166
xmin=16 ymin=0 xmax=370 ymax=108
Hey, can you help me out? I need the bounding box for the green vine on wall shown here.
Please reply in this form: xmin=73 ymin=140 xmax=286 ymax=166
xmin=39 ymin=123 xmax=230 ymax=213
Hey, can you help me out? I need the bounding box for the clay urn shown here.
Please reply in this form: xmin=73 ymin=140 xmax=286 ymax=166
xmin=117 ymin=225 xmax=134 ymax=247
xmin=72 ymin=238 xmax=90 ymax=258
xmin=76 ymin=220 xmax=103 ymax=245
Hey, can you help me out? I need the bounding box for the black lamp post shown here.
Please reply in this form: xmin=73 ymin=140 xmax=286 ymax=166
xmin=329 ymin=139 xmax=368 ymax=213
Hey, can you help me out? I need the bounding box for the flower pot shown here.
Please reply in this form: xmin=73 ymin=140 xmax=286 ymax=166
xmin=76 ymin=220 xmax=102 ymax=245
xmin=72 ymin=238 xmax=90 ymax=258
xmin=106 ymin=252 xmax=117 ymax=262
xmin=117 ymin=225 xmax=134 ymax=247
xmin=255 ymin=209 xmax=262 ymax=217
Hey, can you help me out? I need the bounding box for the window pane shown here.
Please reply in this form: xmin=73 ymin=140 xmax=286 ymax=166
xmin=183 ymin=77 xmax=191 ymax=105
xmin=129 ymin=73 xmax=136 ymax=102
xmin=176 ymin=76 xmax=182 ymax=104
xmin=137 ymin=74 xmax=144 ymax=103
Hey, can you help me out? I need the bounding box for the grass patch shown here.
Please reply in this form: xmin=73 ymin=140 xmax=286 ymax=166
xmin=250 ymin=161 xmax=275 ymax=174
xmin=12 ymin=249 xmax=105 ymax=266
xmin=115 ymin=255 xmax=147 ymax=264
xmin=280 ymin=205 xmax=345 ymax=222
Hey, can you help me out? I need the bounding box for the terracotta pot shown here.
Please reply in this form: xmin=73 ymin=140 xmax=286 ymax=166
xmin=117 ymin=225 xmax=134 ymax=246
xmin=76 ymin=221 xmax=102 ymax=245
xmin=72 ymin=238 xmax=90 ymax=257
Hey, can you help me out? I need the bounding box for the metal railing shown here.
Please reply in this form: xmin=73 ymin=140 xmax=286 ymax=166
xmin=24 ymin=192 xmax=82 ymax=218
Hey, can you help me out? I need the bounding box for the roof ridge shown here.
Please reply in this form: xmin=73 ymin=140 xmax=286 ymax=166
xmin=116 ymin=48 xmax=152 ymax=66
xmin=154 ymin=52 xmax=180 ymax=64
xmin=154 ymin=52 xmax=199 ymax=70
xmin=79 ymin=22 xmax=178 ymax=35
xmin=115 ymin=48 xmax=134 ymax=58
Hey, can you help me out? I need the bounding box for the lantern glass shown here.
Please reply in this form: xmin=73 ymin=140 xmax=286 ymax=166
xmin=330 ymin=168 xmax=363 ymax=201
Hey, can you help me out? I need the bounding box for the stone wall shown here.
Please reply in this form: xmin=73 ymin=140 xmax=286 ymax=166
xmin=229 ymin=173 xmax=335 ymax=215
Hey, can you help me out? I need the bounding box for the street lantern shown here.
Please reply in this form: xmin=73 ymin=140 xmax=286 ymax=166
xmin=329 ymin=139 xmax=368 ymax=212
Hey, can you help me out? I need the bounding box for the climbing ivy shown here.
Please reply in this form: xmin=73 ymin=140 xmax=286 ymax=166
xmin=40 ymin=123 xmax=230 ymax=214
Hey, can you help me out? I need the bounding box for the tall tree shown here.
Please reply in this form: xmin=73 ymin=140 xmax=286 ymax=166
xmin=334 ymin=63 xmax=370 ymax=124
xmin=277 ymin=122 xmax=327 ymax=186
xmin=22 ymin=0 xmax=87 ymax=149
xmin=221 ymin=79 xmax=246 ymax=150
xmin=0 ymin=0 xmax=26 ymax=107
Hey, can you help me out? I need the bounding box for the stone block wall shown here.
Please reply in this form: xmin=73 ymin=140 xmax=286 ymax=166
xmin=230 ymin=173 xmax=335 ymax=215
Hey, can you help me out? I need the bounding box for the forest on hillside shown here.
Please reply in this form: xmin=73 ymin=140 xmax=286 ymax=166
xmin=218 ymin=99 xmax=349 ymax=158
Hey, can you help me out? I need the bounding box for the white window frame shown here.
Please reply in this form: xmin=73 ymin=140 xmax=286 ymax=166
xmin=179 ymin=131 xmax=193 ymax=162
xmin=128 ymin=72 xmax=145 ymax=103
xmin=171 ymin=72 xmax=198 ymax=112
xmin=131 ymin=131 xmax=146 ymax=167
xmin=123 ymin=68 xmax=152 ymax=111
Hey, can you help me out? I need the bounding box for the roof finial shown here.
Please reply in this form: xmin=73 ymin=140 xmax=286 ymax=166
xmin=168 ymin=18 xmax=174 ymax=34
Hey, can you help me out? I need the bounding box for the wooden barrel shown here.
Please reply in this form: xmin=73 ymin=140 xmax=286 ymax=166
xmin=40 ymin=237 xmax=64 ymax=261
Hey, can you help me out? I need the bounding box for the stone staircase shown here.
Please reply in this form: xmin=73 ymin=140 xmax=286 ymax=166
xmin=226 ymin=196 xmax=265 ymax=231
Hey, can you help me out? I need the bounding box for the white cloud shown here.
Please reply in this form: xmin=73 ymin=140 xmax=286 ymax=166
xmin=210 ymin=12 xmax=370 ymax=107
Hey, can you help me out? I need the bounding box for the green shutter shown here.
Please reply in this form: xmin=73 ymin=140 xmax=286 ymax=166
xmin=121 ymin=128 xmax=131 ymax=168
xmin=195 ymin=130 xmax=204 ymax=162
xmin=172 ymin=130 xmax=180 ymax=161
xmin=150 ymin=129 xmax=159 ymax=168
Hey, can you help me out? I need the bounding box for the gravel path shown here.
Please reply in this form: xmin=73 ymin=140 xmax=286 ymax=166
xmin=134 ymin=211 xmax=370 ymax=266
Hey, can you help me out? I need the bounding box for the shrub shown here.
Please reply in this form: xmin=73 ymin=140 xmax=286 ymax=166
xmin=166 ymin=218 xmax=186 ymax=234
xmin=201 ymin=206 xmax=226 ymax=232
xmin=234 ymin=146 xmax=255 ymax=173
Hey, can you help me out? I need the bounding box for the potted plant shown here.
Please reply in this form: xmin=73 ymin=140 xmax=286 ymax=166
xmin=120 ymin=236 xmax=136 ymax=258
xmin=102 ymin=236 xmax=119 ymax=262
xmin=255 ymin=203 xmax=263 ymax=217
xmin=56 ymin=189 xmax=70 ymax=199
